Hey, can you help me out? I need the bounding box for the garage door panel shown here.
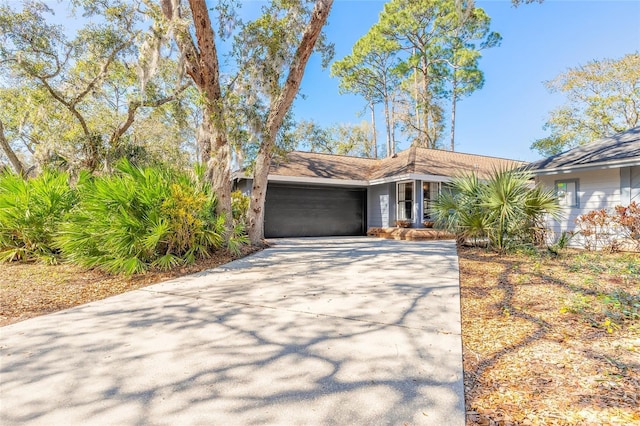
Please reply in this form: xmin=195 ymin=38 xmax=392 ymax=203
xmin=265 ymin=185 xmax=365 ymax=238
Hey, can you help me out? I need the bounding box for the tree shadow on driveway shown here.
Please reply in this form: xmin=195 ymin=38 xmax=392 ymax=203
xmin=1 ymin=238 xmax=464 ymax=425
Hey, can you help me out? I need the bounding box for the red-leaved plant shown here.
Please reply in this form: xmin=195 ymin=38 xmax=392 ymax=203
xmin=575 ymin=202 xmax=640 ymax=251
xmin=613 ymin=201 xmax=640 ymax=250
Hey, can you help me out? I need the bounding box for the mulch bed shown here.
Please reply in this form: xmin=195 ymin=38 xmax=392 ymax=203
xmin=458 ymin=247 xmax=639 ymax=425
xmin=0 ymin=246 xmax=259 ymax=327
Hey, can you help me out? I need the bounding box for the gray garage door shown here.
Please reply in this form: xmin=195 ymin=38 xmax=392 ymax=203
xmin=265 ymin=184 xmax=366 ymax=238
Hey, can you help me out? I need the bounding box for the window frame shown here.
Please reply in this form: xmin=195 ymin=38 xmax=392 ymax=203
xmin=422 ymin=181 xmax=440 ymax=221
xmin=554 ymin=178 xmax=579 ymax=208
xmin=397 ymin=181 xmax=414 ymax=221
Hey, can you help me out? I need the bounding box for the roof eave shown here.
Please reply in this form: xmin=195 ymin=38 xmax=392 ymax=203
xmin=267 ymin=174 xmax=369 ymax=187
xmin=529 ymin=157 xmax=640 ymax=176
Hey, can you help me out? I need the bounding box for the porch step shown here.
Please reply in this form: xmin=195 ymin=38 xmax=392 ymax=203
xmin=367 ymin=227 xmax=456 ymax=241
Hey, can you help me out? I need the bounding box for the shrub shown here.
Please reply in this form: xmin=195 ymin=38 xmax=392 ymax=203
xmin=575 ymin=202 xmax=640 ymax=251
xmin=613 ymin=201 xmax=640 ymax=250
xmin=432 ymin=168 xmax=560 ymax=252
xmin=0 ymin=170 xmax=76 ymax=263
xmin=55 ymin=160 xmax=228 ymax=275
xmin=231 ymin=190 xmax=249 ymax=223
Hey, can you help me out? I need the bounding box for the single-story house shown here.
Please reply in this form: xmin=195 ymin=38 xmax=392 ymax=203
xmin=234 ymin=147 xmax=525 ymax=238
xmin=527 ymin=126 xmax=640 ymax=248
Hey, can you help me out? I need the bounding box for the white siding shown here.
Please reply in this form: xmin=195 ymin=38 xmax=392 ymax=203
xmin=537 ymin=168 xmax=621 ymax=247
xmin=632 ymin=166 xmax=640 ymax=202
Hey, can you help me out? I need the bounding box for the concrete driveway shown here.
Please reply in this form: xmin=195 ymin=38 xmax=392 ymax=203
xmin=0 ymin=237 xmax=464 ymax=425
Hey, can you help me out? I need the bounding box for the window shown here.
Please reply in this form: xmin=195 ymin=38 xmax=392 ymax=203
xmin=555 ymin=179 xmax=579 ymax=207
xmin=423 ymin=182 xmax=439 ymax=220
xmin=397 ymin=182 xmax=413 ymax=220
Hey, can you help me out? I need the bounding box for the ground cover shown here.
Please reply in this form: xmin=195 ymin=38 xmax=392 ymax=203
xmin=459 ymin=247 xmax=639 ymax=425
xmin=0 ymin=247 xmax=258 ymax=326
xmin=1 ymin=245 xmax=638 ymax=424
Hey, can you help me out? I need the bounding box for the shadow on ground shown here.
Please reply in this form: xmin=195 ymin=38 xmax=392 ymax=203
xmin=1 ymin=238 xmax=464 ymax=425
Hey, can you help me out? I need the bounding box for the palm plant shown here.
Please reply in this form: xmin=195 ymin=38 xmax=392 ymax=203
xmin=432 ymin=167 xmax=560 ymax=252
xmin=55 ymin=160 xmax=234 ymax=275
xmin=0 ymin=170 xmax=76 ymax=263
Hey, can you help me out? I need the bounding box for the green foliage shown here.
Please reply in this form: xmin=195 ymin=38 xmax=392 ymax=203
xmin=360 ymin=0 xmax=501 ymax=148
xmin=231 ymin=190 xmax=249 ymax=223
xmin=0 ymin=1 xmax=195 ymax=172
xmin=0 ymin=169 xmax=76 ymax=263
xmin=547 ymin=231 xmax=573 ymax=255
xmin=293 ymin=120 xmax=377 ymax=158
xmin=532 ymin=53 xmax=640 ymax=156
xmin=55 ymin=160 xmax=230 ymax=275
xmin=561 ymin=290 xmax=639 ymax=334
xmin=432 ymin=168 xmax=560 ymax=251
xmin=559 ymin=252 xmax=639 ymax=334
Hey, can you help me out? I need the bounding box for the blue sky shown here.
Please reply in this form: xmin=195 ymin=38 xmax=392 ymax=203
xmin=290 ymin=0 xmax=640 ymax=162
xmin=18 ymin=0 xmax=639 ymax=163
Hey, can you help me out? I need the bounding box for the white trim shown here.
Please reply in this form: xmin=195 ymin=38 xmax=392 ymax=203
xmin=368 ymin=174 xmax=413 ymax=185
xmin=243 ymin=173 xmax=454 ymax=187
xmin=408 ymin=173 xmax=452 ymax=183
xmin=396 ymin=180 xmax=414 ymax=222
xmin=267 ymin=174 xmax=369 ymax=187
xmin=368 ymin=173 xmax=452 ymax=185
xmin=530 ymin=157 xmax=640 ymax=176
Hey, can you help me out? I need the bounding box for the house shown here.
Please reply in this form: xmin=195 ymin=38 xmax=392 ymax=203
xmin=526 ymin=126 xmax=640 ymax=247
xmin=234 ymin=147 xmax=525 ymax=238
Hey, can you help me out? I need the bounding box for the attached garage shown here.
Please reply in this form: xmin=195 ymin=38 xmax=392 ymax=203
xmin=264 ymin=184 xmax=366 ymax=238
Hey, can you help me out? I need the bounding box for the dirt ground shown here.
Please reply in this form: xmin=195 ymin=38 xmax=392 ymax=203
xmin=1 ymin=245 xmax=638 ymax=425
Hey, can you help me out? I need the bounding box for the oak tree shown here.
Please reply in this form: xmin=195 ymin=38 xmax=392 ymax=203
xmin=532 ymin=53 xmax=640 ymax=156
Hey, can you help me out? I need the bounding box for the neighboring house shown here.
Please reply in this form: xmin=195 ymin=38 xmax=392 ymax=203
xmin=527 ymin=126 xmax=640 ymax=247
xmin=234 ymin=147 xmax=524 ymax=238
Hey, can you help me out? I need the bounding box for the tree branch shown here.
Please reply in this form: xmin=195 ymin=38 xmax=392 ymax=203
xmin=36 ymin=76 xmax=91 ymax=137
xmin=109 ymin=82 xmax=192 ymax=146
xmin=0 ymin=120 xmax=25 ymax=176
xmin=71 ymin=35 xmax=137 ymax=107
xmin=161 ymin=0 xmax=204 ymax=88
xmin=266 ymin=0 xmax=334 ymax=139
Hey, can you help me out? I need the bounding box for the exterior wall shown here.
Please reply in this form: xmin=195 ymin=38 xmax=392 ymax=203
xmin=415 ymin=180 xmax=423 ymax=227
xmin=621 ymin=165 xmax=640 ymax=204
xmin=537 ymin=167 xmax=623 ymax=247
xmin=233 ymin=178 xmax=253 ymax=195
xmin=367 ymin=183 xmax=394 ymax=227
xmin=368 ymin=180 xmax=438 ymax=228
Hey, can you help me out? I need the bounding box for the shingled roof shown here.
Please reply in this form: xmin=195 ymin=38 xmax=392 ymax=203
xmin=527 ymin=126 xmax=640 ymax=174
xmin=269 ymin=151 xmax=376 ymax=181
xmin=268 ymin=147 xmax=526 ymax=182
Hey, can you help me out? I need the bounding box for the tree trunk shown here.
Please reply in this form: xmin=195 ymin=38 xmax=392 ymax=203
xmin=421 ymin=55 xmax=431 ymax=148
xmin=200 ymin=111 xmax=231 ymax=222
xmin=390 ymin=91 xmax=397 ymax=154
xmin=248 ymin=141 xmax=272 ymax=246
xmin=163 ymin=0 xmax=232 ymax=231
xmin=0 ymin=120 xmax=25 ymax=176
xmin=247 ymin=0 xmax=334 ymax=246
xmin=383 ymin=98 xmax=392 ymax=157
xmin=370 ymin=101 xmax=378 ymax=159
xmin=450 ymin=74 xmax=457 ymax=151
xmin=413 ymin=48 xmax=420 ymax=138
